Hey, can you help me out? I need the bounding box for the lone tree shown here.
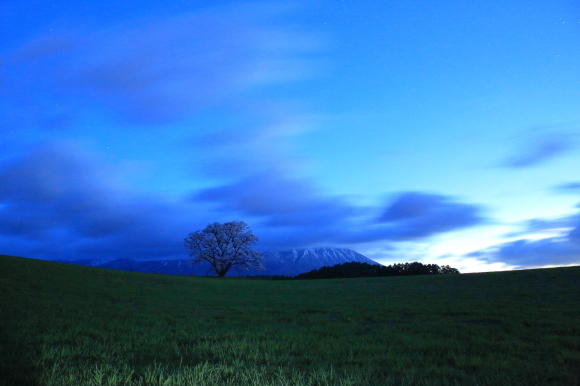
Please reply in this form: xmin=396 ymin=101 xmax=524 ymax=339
xmin=184 ymin=221 xmax=264 ymax=277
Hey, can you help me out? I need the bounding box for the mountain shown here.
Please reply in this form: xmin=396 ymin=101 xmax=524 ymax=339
xmin=56 ymin=258 xmax=211 ymax=276
xmin=260 ymin=248 xmax=380 ymax=276
xmin=55 ymin=247 xmax=381 ymax=277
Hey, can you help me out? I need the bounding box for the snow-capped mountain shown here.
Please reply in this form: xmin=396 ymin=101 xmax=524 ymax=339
xmin=260 ymin=247 xmax=379 ymax=276
xmin=55 ymin=247 xmax=380 ymax=277
xmin=61 ymin=259 xmax=110 ymax=267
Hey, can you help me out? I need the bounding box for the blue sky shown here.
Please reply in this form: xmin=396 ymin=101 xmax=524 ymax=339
xmin=1 ymin=0 xmax=579 ymax=272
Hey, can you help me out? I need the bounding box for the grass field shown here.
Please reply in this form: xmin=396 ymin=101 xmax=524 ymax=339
xmin=1 ymin=254 xmax=579 ymax=386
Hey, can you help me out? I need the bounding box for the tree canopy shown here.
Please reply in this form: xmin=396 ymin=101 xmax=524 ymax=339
xmin=184 ymin=221 xmax=263 ymax=277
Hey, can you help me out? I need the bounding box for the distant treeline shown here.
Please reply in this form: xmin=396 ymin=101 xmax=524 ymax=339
xmin=242 ymin=261 xmax=460 ymax=280
xmin=295 ymin=261 xmax=460 ymax=279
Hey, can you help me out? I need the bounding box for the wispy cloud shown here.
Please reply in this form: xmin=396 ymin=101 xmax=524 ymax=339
xmin=502 ymin=125 xmax=579 ymax=168
xmin=469 ymin=237 xmax=580 ymax=268
xmin=351 ymin=192 xmax=483 ymax=243
xmin=554 ymin=181 xmax=580 ymax=194
xmin=467 ymin=212 xmax=580 ymax=268
xmin=1 ymin=3 xmax=324 ymax=129
xmin=505 ymin=216 xmax=578 ymax=238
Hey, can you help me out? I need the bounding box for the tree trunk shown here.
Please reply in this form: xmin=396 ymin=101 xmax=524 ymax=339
xmin=217 ymin=262 xmax=233 ymax=277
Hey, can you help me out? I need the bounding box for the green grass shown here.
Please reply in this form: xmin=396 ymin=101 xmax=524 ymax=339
xmin=1 ymin=254 xmax=579 ymax=386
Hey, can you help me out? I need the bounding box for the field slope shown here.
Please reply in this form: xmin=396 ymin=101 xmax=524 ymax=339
xmin=1 ymin=254 xmax=579 ymax=386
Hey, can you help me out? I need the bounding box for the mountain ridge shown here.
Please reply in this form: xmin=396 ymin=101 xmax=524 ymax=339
xmin=55 ymin=247 xmax=381 ymax=277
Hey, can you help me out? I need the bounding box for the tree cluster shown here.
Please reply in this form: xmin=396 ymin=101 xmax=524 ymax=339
xmin=295 ymin=261 xmax=460 ymax=280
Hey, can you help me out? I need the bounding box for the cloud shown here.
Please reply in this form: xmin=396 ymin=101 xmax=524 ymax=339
xmin=467 ymin=211 xmax=580 ymax=268
xmin=0 ymin=3 xmax=486 ymax=261
xmin=196 ymin=170 xmax=354 ymax=225
xmin=505 ymin=216 xmax=579 ymax=238
xmin=0 ymin=141 xmax=486 ymax=259
xmin=1 ymin=3 xmax=323 ymax=127
xmin=502 ymin=126 xmax=579 ymax=168
xmin=470 ymin=238 xmax=580 ymax=268
xmin=0 ymin=3 xmax=345 ymax=259
xmin=554 ymin=181 xmax=580 ymax=194
xmin=375 ymin=192 xmax=483 ymax=239
xmin=569 ymin=225 xmax=580 ymax=244
xmin=196 ymin=180 xmax=483 ymax=248
xmin=0 ymin=142 xmax=208 ymax=260
xmin=193 ymin=168 xmax=364 ymax=250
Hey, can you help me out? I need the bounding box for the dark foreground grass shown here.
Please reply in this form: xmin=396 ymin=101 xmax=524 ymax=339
xmin=1 ymin=255 xmax=579 ymax=386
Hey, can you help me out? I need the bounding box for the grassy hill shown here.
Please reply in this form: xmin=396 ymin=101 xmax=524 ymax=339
xmin=1 ymin=254 xmax=579 ymax=386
